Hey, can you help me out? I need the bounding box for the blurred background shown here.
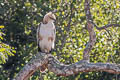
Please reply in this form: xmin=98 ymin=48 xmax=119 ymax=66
xmin=0 ymin=0 xmax=120 ymax=80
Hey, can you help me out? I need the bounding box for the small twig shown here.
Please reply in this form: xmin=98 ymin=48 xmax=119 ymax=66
xmin=104 ymin=28 xmax=112 ymax=38
xmin=90 ymin=21 xmax=120 ymax=30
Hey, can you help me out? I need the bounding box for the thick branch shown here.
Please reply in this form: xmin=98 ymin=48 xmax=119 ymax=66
xmin=14 ymin=52 xmax=120 ymax=80
xmin=48 ymin=56 xmax=120 ymax=76
xmin=83 ymin=0 xmax=96 ymax=61
xmin=14 ymin=53 xmax=49 ymax=80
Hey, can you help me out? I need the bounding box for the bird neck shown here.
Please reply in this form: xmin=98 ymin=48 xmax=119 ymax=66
xmin=43 ymin=20 xmax=54 ymax=24
xmin=48 ymin=20 xmax=54 ymax=23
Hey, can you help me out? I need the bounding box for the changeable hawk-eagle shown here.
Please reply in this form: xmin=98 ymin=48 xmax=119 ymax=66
xmin=37 ymin=12 xmax=56 ymax=53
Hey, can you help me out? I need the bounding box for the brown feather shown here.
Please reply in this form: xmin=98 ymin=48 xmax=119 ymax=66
xmin=48 ymin=37 xmax=54 ymax=41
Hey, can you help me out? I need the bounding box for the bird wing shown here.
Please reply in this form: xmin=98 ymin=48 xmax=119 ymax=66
xmin=37 ymin=23 xmax=42 ymax=51
xmin=52 ymin=25 xmax=56 ymax=49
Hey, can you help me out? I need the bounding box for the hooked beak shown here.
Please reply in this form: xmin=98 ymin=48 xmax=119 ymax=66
xmin=52 ymin=10 xmax=57 ymax=13
xmin=49 ymin=16 xmax=56 ymax=21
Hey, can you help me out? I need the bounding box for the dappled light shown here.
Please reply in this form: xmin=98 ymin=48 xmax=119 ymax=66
xmin=0 ymin=0 xmax=120 ymax=80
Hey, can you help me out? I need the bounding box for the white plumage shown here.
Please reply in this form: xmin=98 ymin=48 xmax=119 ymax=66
xmin=37 ymin=12 xmax=56 ymax=53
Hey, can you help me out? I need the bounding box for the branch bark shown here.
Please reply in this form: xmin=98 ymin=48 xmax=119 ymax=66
xmin=14 ymin=53 xmax=49 ymax=80
xmin=83 ymin=0 xmax=96 ymax=61
xmin=14 ymin=52 xmax=120 ymax=80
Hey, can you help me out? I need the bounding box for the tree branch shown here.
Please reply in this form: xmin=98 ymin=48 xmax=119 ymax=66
xmin=83 ymin=0 xmax=96 ymax=61
xmin=91 ymin=22 xmax=120 ymax=30
xmin=48 ymin=56 xmax=120 ymax=76
xmin=14 ymin=53 xmax=49 ymax=80
xmin=14 ymin=52 xmax=120 ymax=80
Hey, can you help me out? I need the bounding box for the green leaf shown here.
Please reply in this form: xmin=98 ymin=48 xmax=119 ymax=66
xmin=25 ymin=2 xmax=31 ymax=7
xmin=0 ymin=48 xmax=5 ymax=52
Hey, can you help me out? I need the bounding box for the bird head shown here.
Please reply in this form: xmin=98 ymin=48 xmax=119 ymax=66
xmin=43 ymin=12 xmax=56 ymax=24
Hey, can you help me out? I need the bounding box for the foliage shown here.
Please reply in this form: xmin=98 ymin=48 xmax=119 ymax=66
xmin=0 ymin=26 xmax=15 ymax=64
xmin=0 ymin=0 xmax=120 ymax=80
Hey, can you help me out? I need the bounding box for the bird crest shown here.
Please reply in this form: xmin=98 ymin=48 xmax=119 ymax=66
xmin=43 ymin=12 xmax=56 ymax=24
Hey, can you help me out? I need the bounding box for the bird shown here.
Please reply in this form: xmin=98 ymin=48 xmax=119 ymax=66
xmin=37 ymin=12 xmax=56 ymax=53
